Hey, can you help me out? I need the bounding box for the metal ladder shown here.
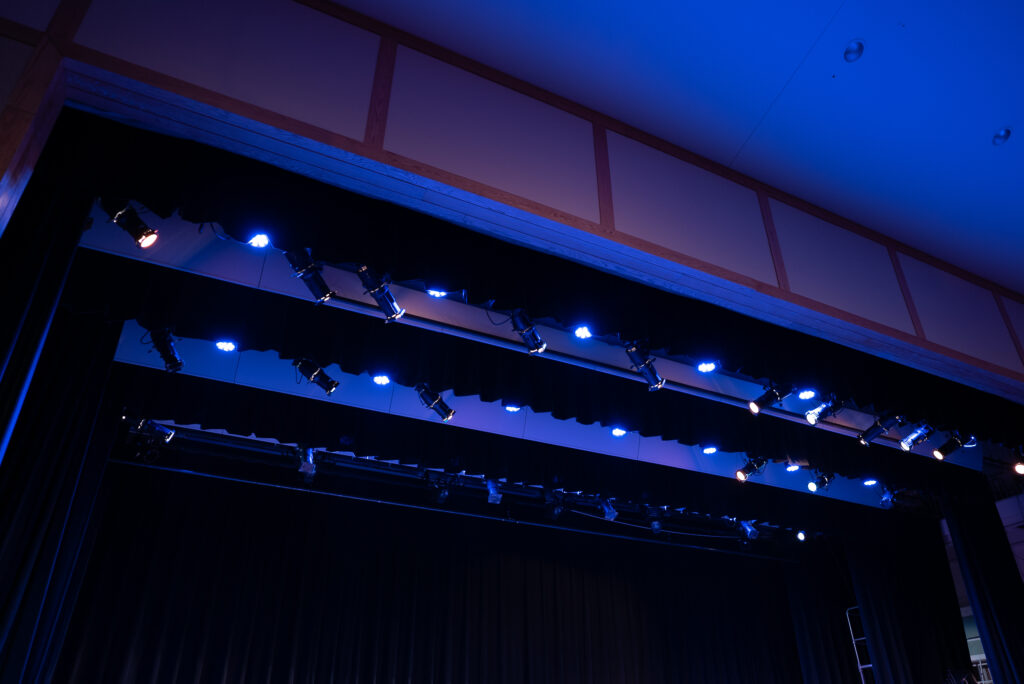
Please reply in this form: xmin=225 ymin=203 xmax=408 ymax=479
xmin=846 ymin=606 xmax=874 ymax=683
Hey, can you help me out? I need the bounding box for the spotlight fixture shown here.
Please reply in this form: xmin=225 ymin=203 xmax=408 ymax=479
xmin=880 ymin=489 xmax=895 ymax=509
xmin=298 ymin=447 xmax=317 ymax=480
xmin=1014 ymin=463 xmax=1024 ymax=475
xmin=931 ymin=433 xmax=976 ymax=460
xmin=858 ymin=413 xmax=902 ymax=446
xmin=149 ymin=328 xmax=183 ymax=372
xmin=509 ymin=309 xmax=546 ymax=354
xmin=863 ymin=479 xmax=878 ymax=487
xmin=786 ymin=463 xmax=801 ymax=472
xmin=215 ymin=340 xmax=236 ymax=352
xmin=611 ymin=427 xmax=627 ymax=438
xmin=357 ymin=265 xmax=405 ymax=321
xmin=501 ymin=399 xmax=522 ymax=413
xmin=434 ymin=485 xmax=450 ymax=504
xmin=137 ymin=419 xmax=175 ymax=443
xmin=807 ymin=472 xmax=833 ymax=493
xmin=796 ymin=530 xmax=806 ymax=542
xmin=601 ymin=499 xmax=618 ymax=521
xmin=101 ymin=198 xmax=158 ymax=248
xmin=416 ymin=384 xmax=454 ymax=422
xmin=749 ymin=387 xmax=787 ymax=415
xmin=899 ymin=424 xmax=933 ymax=452
xmin=286 ymin=249 xmax=334 ymax=303
xmin=696 ymin=361 xmax=717 ymax=373
xmin=650 ymin=519 xmax=663 ymax=533
xmin=740 ymin=520 xmax=759 ymax=540
xmin=701 ymin=445 xmax=718 ymax=455
xmin=294 ymin=359 xmax=339 ymax=395
xmin=574 ymin=325 xmax=593 ymax=339
xmin=735 ymin=457 xmax=767 ymax=482
xmin=248 ymin=233 xmax=270 ymax=248
xmin=805 ymin=399 xmax=839 ymax=425
xmin=625 ymin=343 xmax=665 ymax=391
xmin=486 ymin=479 xmax=502 ymax=505
xmin=426 ymin=289 xmax=447 ymax=298
xmin=797 ymin=389 xmax=817 ymax=400
xmin=372 ymin=374 xmax=391 ymax=386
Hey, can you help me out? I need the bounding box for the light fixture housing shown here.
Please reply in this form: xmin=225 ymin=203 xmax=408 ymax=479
xmin=298 ymin=447 xmax=317 ymax=480
xmin=805 ymin=399 xmax=839 ymax=425
xmin=509 ymin=309 xmax=546 ymax=354
xmin=807 ymin=472 xmax=833 ymax=493
xmin=486 ymin=479 xmax=502 ymax=504
xmin=740 ymin=520 xmax=759 ymax=540
xmin=357 ymin=265 xmax=405 ymax=321
xmin=899 ymin=424 xmax=933 ymax=452
xmin=735 ymin=457 xmax=767 ymax=482
xmin=136 ymin=419 xmax=175 ymax=443
xmin=294 ymin=359 xmax=339 ymax=395
xmin=286 ymin=249 xmax=334 ymax=303
xmin=858 ymin=413 xmax=902 ymax=446
xmin=416 ymin=383 xmax=454 ymax=422
xmin=102 ymin=198 xmax=158 ymax=248
xmin=625 ymin=343 xmax=665 ymax=391
xmin=931 ymin=433 xmax=976 ymax=460
xmin=149 ymin=328 xmax=184 ymax=372
xmin=749 ymin=387 xmax=787 ymax=415
xmin=601 ymin=499 xmax=618 ymax=521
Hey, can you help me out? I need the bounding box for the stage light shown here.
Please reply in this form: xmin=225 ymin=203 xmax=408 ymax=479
xmin=502 ymin=400 xmax=522 ymax=413
xmin=137 ymin=419 xmax=175 ymax=443
xmin=880 ymin=489 xmax=895 ymax=509
xmin=357 ymin=265 xmax=404 ymax=320
xmin=215 ymin=340 xmax=236 ymax=352
xmin=625 ymin=343 xmax=665 ymax=391
xmin=298 ymin=447 xmax=316 ymax=480
xmin=796 ymin=530 xmax=806 ymax=542
xmin=248 ymin=233 xmax=270 ymax=248
xmin=786 ymin=463 xmax=801 ymax=472
xmin=372 ymin=374 xmax=390 ymax=386
xmin=574 ymin=325 xmax=593 ymax=339
xmin=601 ymin=499 xmax=618 ymax=521
xmin=858 ymin=414 xmax=902 ymax=446
xmin=932 ymin=434 xmax=976 ymax=460
xmin=805 ymin=399 xmax=838 ymax=425
xmin=863 ymin=479 xmax=878 ymax=487
xmin=697 ymin=361 xmax=717 ymax=373
xmin=416 ymin=384 xmax=454 ymax=422
xmin=807 ymin=472 xmax=833 ymax=493
xmin=1015 ymin=463 xmax=1024 ymax=475
xmin=798 ymin=389 xmax=817 ymax=400
xmin=486 ymin=479 xmax=502 ymax=504
xmin=735 ymin=457 xmax=766 ymax=482
xmin=611 ymin=427 xmax=627 ymax=437
xmin=149 ymin=328 xmax=183 ymax=372
xmin=701 ymin=445 xmax=718 ymax=455
xmin=285 ymin=249 xmax=333 ymax=303
xmin=426 ymin=289 xmax=447 ymax=298
xmin=651 ymin=519 xmax=663 ymax=533
xmin=740 ymin=520 xmax=759 ymax=540
xmin=509 ymin=310 xmax=546 ymax=354
xmin=749 ymin=387 xmax=786 ymax=415
xmin=102 ymin=199 xmax=158 ymax=248
xmin=294 ymin=359 xmax=339 ymax=395
xmin=899 ymin=425 xmax=933 ymax=452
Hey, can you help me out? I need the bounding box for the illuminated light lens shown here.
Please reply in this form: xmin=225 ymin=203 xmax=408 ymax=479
xmin=702 ymin=445 xmax=718 ymax=455
xmin=248 ymin=233 xmax=270 ymax=248
xmin=504 ymin=404 xmax=522 ymax=413
xmin=932 ymin=449 xmax=944 ymax=460
xmin=1014 ymin=463 xmax=1024 ymax=475
xmin=798 ymin=389 xmax=816 ymax=400
xmin=214 ymin=341 xmax=236 ymax=352
xmin=426 ymin=289 xmax=447 ymax=298
xmin=697 ymin=361 xmax=717 ymax=373
xmin=748 ymin=401 xmax=760 ymax=415
xmin=786 ymin=464 xmax=800 ymax=472
xmin=372 ymin=375 xmax=391 ymax=386
xmin=863 ymin=479 xmax=878 ymax=487
xmin=899 ymin=425 xmax=933 ymax=452
xmin=735 ymin=470 xmax=748 ymax=482
xmin=807 ymin=481 xmax=818 ymax=492
xmin=138 ymin=231 xmax=159 ymax=248
xmin=611 ymin=427 xmax=627 ymax=437
xmin=796 ymin=531 xmax=806 ymax=542
xmin=574 ymin=325 xmax=593 ymax=339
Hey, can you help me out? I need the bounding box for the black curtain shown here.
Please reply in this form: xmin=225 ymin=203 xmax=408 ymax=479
xmin=845 ymin=518 xmax=972 ymax=683
xmin=56 ymin=463 xmax=806 ymax=683
xmin=942 ymin=474 xmax=1024 ymax=684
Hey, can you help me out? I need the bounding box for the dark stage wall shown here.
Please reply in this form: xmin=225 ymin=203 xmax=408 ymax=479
xmin=56 ymin=464 xmax=807 ymax=684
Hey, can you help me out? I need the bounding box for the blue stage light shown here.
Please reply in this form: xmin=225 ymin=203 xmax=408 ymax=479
xmin=863 ymin=479 xmax=878 ymax=487
xmin=248 ymin=233 xmax=270 ymax=248
xmin=701 ymin=445 xmax=718 ymax=455
xmin=786 ymin=464 xmax=801 ymax=472
xmin=215 ymin=340 xmax=236 ymax=352
xmin=372 ymin=374 xmax=390 ymax=386
xmin=611 ymin=427 xmax=627 ymax=437
xmin=426 ymin=289 xmax=447 ymax=298
xmin=798 ymin=389 xmax=816 ymax=400
xmin=504 ymin=404 xmax=521 ymax=413
xmin=796 ymin=530 xmax=806 ymax=542
xmin=574 ymin=325 xmax=593 ymax=339
xmin=696 ymin=361 xmax=717 ymax=373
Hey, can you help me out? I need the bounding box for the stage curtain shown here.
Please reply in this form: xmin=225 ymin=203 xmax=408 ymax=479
xmin=55 ymin=463 xmax=807 ymax=683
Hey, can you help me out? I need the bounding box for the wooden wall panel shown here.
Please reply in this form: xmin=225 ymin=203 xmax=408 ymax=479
xmin=74 ymin=0 xmax=379 ymax=141
xmin=899 ymin=254 xmax=1024 ymax=371
xmin=0 ymin=37 xmax=36 ymax=110
xmin=384 ymin=46 xmax=600 ymax=224
xmin=606 ymin=131 xmax=777 ymax=286
xmin=770 ymin=198 xmax=915 ymax=334
xmin=0 ymin=0 xmax=62 ymax=31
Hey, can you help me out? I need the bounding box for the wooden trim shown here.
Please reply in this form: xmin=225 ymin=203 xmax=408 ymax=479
xmin=294 ymin=0 xmax=1024 ymax=307
xmin=758 ymin=191 xmax=788 ymax=290
xmin=45 ymin=0 xmax=93 ymax=49
xmin=364 ymin=36 xmax=397 ymax=149
xmin=0 ymin=18 xmax=44 ymax=46
xmin=592 ymin=124 xmax=615 ymax=232
xmin=889 ymin=247 xmax=926 ymax=338
xmin=994 ymin=293 xmax=1024 ymax=368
